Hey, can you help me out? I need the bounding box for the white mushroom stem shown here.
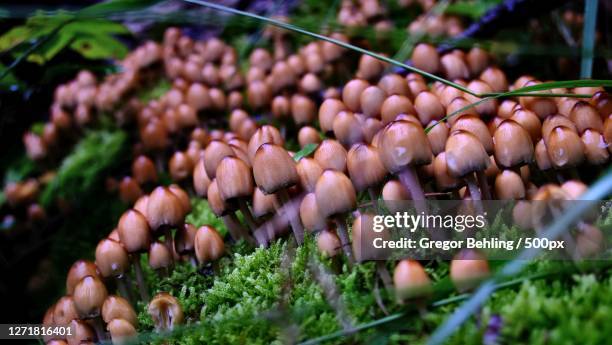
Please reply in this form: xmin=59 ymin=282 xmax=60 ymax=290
xmin=278 ymin=189 xmax=305 ymax=245
xmin=333 ymin=216 xmax=354 ymax=267
xmin=398 ymin=166 xmax=427 ymax=214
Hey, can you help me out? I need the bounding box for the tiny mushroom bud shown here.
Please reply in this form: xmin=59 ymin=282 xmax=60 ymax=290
xmin=73 ymin=275 xmax=108 ymax=319
xmin=411 ymin=43 xmax=440 ymax=73
xmin=298 ymin=126 xmax=322 ymax=148
xmin=319 ymin=98 xmax=347 ymax=134
xmin=546 ymin=126 xmax=585 ymax=169
xmin=347 ymin=143 xmax=387 ymax=192
xmin=360 ymin=85 xmax=386 ymax=118
xmin=102 ymin=295 xmax=137 ymax=326
xmin=95 ymin=239 xmax=129 ymax=279
xmin=494 ymin=170 xmax=526 ymax=200
xmin=381 ymin=95 xmax=416 ymax=125
xmin=414 ymin=91 xmax=444 ymax=125
xmin=493 ymin=120 xmax=534 ymax=169
xmin=194 ymin=225 xmax=225 ymax=265
xmin=314 ymin=139 xmax=348 ymax=172
xmin=106 ymin=319 xmax=137 ymax=345
xmin=342 ymin=79 xmax=369 ymax=112
xmin=333 ymin=110 xmax=365 ymax=147
xmin=317 ymin=229 xmax=342 ymax=257
xmin=66 ymin=260 xmax=100 ymax=295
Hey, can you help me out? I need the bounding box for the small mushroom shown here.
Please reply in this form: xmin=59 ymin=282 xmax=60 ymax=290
xmin=147 ymin=292 xmax=184 ymax=332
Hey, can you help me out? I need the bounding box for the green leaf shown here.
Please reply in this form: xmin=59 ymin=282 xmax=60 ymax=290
xmin=63 ymin=19 xmax=130 ymax=36
xmin=507 ymin=79 xmax=612 ymax=95
xmin=70 ymin=32 xmax=128 ymax=59
xmin=293 ymin=143 xmax=318 ymax=161
xmin=0 ymin=26 xmax=33 ymax=52
xmin=79 ymin=0 xmax=163 ymax=17
xmin=580 ymin=0 xmax=598 ymax=78
xmin=26 ymin=27 xmax=74 ymax=64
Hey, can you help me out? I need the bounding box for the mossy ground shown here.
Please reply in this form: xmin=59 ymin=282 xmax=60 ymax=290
xmin=132 ymin=199 xmax=612 ymax=345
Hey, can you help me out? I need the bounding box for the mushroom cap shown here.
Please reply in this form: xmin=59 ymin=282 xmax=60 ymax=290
xmin=117 ymin=209 xmax=151 ymax=253
xmin=479 ymin=66 xmax=508 ymax=92
xmin=493 ymin=119 xmax=534 ymax=168
xmin=193 ymin=159 xmax=211 ymax=197
xmin=315 ymin=170 xmax=356 ymax=217
xmin=149 ymin=242 xmax=173 ymax=270
xmin=414 ymin=91 xmax=444 ymax=125
xmin=291 ymin=94 xmax=317 ymax=124
xmin=451 ymin=115 xmax=493 ymax=154
xmin=118 ymin=176 xmax=142 ymax=204
xmin=253 ymin=144 xmax=299 ymax=194
xmin=381 ymin=95 xmax=416 ymax=125
xmin=175 ymin=223 xmax=198 ymax=255
xmin=494 ymin=170 xmax=526 ymax=200
xmin=132 ymin=155 xmax=157 ymax=185
xmin=314 ymin=139 xmax=348 ymax=172
xmin=53 ymin=296 xmax=79 ymax=327
xmin=546 ymin=126 xmax=585 ymax=169
xmin=393 ymin=259 xmax=432 ymax=301
xmin=333 ymin=110 xmax=365 ymax=147
xmin=445 ymin=130 xmax=490 ymax=177
xmin=346 ymin=143 xmax=387 ymax=191
xmin=216 ymin=156 xmax=254 ymax=201
xmin=146 ymin=186 xmax=185 ymax=230
xmin=73 ymin=275 xmax=108 ymax=319
xmin=411 ymin=43 xmax=440 ymax=74
xmin=299 ymin=192 xmax=327 ymax=232
xmin=168 ymin=184 xmax=191 ymax=214
xmin=318 ymin=99 xmax=347 ymax=133
xmin=378 ymin=74 xmax=410 ymax=97
xmin=570 ymin=101 xmax=604 ymax=134
xmin=296 ymin=157 xmax=324 ymax=193
xmin=247 ymin=125 xmax=284 ymax=162
xmin=316 ymin=229 xmax=341 ymax=257
xmin=433 ymin=152 xmax=462 ymax=191
xmin=298 ymin=126 xmax=321 ymax=148
xmin=67 ymin=319 xmax=95 ymax=345
xmin=252 ymin=188 xmax=278 ymax=218
xmin=342 ymin=79 xmax=369 ymax=112
xmin=360 ymin=85 xmax=386 ymax=118
xmin=107 ymin=318 xmax=137 ymax=345
xmin=194 ymin=225 xmax=225 ymax=264
xmin=426 ymin=121 xmax=449 ymax=155
xmin=379 ymin=120 xmax=433 ymax=173
xmin=148 ymin=292 xmax=184 ymax=331
xmin=581 ymin=129 xmax=609 ymax=165
xmin=102 ymin=295 xmax=137 ymax=326
xmin=204 ymin=140 xmax=235 ymax=179
xmin=66 ymin=260 xmax=100 ymax=295
xmin=450 ymin=249 xmax=490 ymax=292
xmin=95 ymin=239 xmax=129 ymax=278
xmin=510 ymin=108 xmax=542 ymax=143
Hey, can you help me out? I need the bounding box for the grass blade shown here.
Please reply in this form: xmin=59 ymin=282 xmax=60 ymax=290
xmin=426 ymin=168 xmax=612 ymax=345
xmin=580 ymin=0 xmax=598 ymax=78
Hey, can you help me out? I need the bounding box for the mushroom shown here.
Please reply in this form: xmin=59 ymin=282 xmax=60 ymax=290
xmin=315 ymin=170 xmax=357 ymax=265
xmin=73 ymin=276 xmax=108 ymax=340
xmin=493 ymin=119 xmax=534 ymax=173
xmin=494 ymin=170 xmax=526 ymax=200
xmin=53 ymin=296 xmax=79 ymax=327
xmin=317 ymin=229 xmax=342 ymax=258
xmin=352 ymin=212 xmax=393 ymax=290
xmin=102 ymin=295 xmax=137 ymax=327
xmin=131 ymin=155 xmax=158 ymax=187
xmin=253 ymin=144 xmax=305 ymax=244
xmin=379 ymin=120 xmax=433 ymax=212
xmin=194 ymin=225 xmax=225 ymax=268
xmin=445 ymin=130 xmax=490 ymax=202
xmin=149 ymin=242 xmax=173 ymax=277
xmin=450 ymin=249 xmax=490 ymax=292
xmin=117 ymin=209 xmax=151 ymax=302
xmin=346 ymin=143 xmax=387 ymax=209
xmin=298 ymin=126 xmax=321 ymax=148
xmin=66 ymin=260 xmax=100 ymax=295
xmin=147 ymin=292 xmax=184 ymax=332
xmin=393 ymin=259 xmax=431 ymax=303
xmin=146 ymin=186 xmax=186 ymax=257
xmin=95 ymin=239 xmax=131 ymax=303
xmin=67 ymin=319 xmax=95 ymax=345
xmin=314 ymin=139 xmax=348 ymax=172
xmin=106 ymin=319 xmax=137 ymax=345
xmin=175 ymin=223 xmax=198 ymax=266
xmin=546 ymin=126 xmax=585 ymax=170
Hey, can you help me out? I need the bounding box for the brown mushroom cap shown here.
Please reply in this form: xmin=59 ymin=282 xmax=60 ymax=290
xmin=207 ymin=179 xmax=229 ymax=216
xmin=546 ymin=126 xmax=585 ymax=169
xmin=494 ymin=170 xmax=526 ymax=200
xmin=342 ymin=79 xmax=369 ymax=112
xmin=107 ymin=318 xmax=137 ymax=345
xmin=445 ymin=130 xmax=490 ymax=177
xmin=427 ymin=121 xmax=449 ymax=155
xmin=333 ymin=110 xmax=365 ymax=147
xmin=382 ymin=179 xmax=411 ymax=213
xmin=132 ymin=155 xmax=158 ymax=185
xmin=149 ymin=242 xmax=173 ymax=270
xmin=542 ymin=115 xmax=577 ymax=143
xmin=66 ymin=260 xmax=100 ymax=295
xmin=95 ymin=239 xmax=129 ymax=278
xmin=169 ymin=151 xmax=194 ymax=182
xmin=450 ymin=249 xmax=490 ymax=292
xmin=433 ymin=152 xmax=461 ymax=191
xmin=247 ymin=125 xmax=284 ymax=162
xmin=414 ymin=91 xmax=444 ymax=125
xmin=53 ymin=296 xmax=79 ymax=327
xmin=193 ymin=159 xmax=211 ymax=197
xmin=175 ymin=223 xmax=198 ymax=255
xmin=357 ymin=54 xmax=385 ymax=81
xmin=296 ymin=157 xmax=324 ymax=193
xmin=102 ymin=295 xmax=137 ymax=326
xmin=535 ymin=138 xmax=552 ymax=170
xmin=298 ymin=126 xmax=321 ymax=148
xmin=299 ymin=192 xmax=327 ymax=232
xmin=291 ymin=94 xmax=316 ymax=124
xmin=393 ymin=259 xmax=431 ymax=301
xmin=346 ymin=143 xmax=387 ymax=191
xmin=363 ymin=117 xmax=384 ymax=144
xmin=316 ymin=229 xmax=341 ymax=257
xmin=360 ymin=85 xmax=386 ymax=118
xmin=581 ymin=129 xmax=609 ymax=165
xmin=314 ymin=139 xmax=348 ymax=172
xmin=381 ymin=95 xmax=416 ymax=125
xmin=464 ymin=80 xmax=497 ymax=116
xmin=570 ymin=101 xmax=604 ymax=134
xmin=148 ymin=292 xmax=184 ymax=331
xmin=194 ymin=226 xmax=225 ymax=264
xmin=440 ymin=53 xmax=469 ymax=80
xmin=252 ymin=188 xmax=278 ymax=218
xmin=204 ymin=140 xmax=235 ymax=179
xmin=253 ymin=144 xmax=299 ymax=194
xmin=216 ymin=156 xmax=254 ymax=201
xmin=411 ymin=43 xmax=440 ymax=73
xmin=318 ymin=98 xmax=347 ymax=133
xmin=117 ymin=209 xmax=151 ymax=253
xmin=479 ymin=66 xmax=508 ymax=92
xmin=510 ymin=108 xmax=542 ymax=143
xmin=314 ymin=170 xmax=356 ymax=218
xmin=67 ymin=319 xmax=95 ymax=345
xmin=451 ymin=115 xmax=493 ymax=154
xmin=379 ymin=120 xmax=433 ymax=173
xmin=73 ymin=275 xmax=108 ymax=319
xmin=378 ymin=74 xmax=410 ymax=97
xmin=493 ymin=120 xmax=534 ymax=168
xmin=146 ymin=186 xmax=185 ymax=230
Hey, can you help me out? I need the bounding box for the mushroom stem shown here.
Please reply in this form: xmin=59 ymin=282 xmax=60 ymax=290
xmin=333 ymin=216 xmax=354 ymax=267
xmin=465 ymin=173 xmax=482 ymax=201
xmin=376 ymin=261 xmax=393 ymax=291
xmin=189 ymin=255 xmax=198 ymax=267
xmin=116 ymin=275 xmax=133 ymax=306
xmin=368 ymin=187 xmax=382 ymax=213
xmin=222 ymin=214 xmax=249 ymax=243
xmin=278 ymin=189 xmax=305 ymax=245
xmin=238 ymin=199 xmax=259 ymax=231
xmin=475 ymin=170 xmax=491 ymax=200
xmin=163 ymin=227 xmax=175 ymax=263
xmin=132 ymin=254 xmax=149 ymax=303
xmin=92 ymin=315 xmax=107 ymax=342
xmin=398 ymin=166 xmax=427 ymax=214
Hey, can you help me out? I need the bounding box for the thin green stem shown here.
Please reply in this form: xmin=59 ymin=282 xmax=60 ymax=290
xmin=580 ymin=0 xmax=598 ymax=78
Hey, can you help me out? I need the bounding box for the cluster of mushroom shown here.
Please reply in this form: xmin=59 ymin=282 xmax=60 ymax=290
xmin=42 ymin=184 xmax=224 ymax=344
xmin=31 ymin=23 xmax=611 ymax=340
xmin=337 ymin=0 xmax=392 ymax=33
xmin=2 ymin=176 xmax=48 ymax=229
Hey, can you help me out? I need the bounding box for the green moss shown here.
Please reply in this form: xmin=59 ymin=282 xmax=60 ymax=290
xmin=185 ymin=198 xmax=228 ymax=237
